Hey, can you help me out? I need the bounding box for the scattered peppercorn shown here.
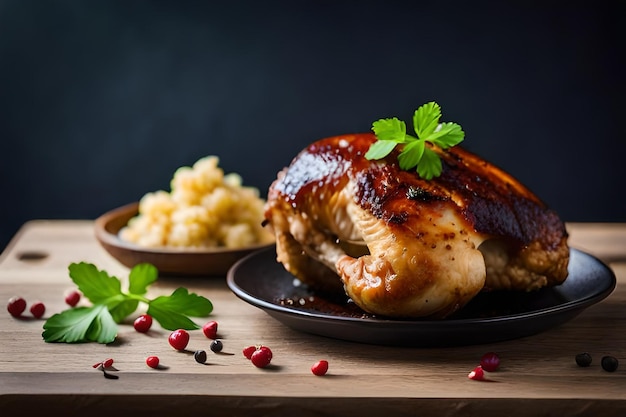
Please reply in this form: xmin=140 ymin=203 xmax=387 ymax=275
xmin=575 ymin=352 xmax=593 ymax=367
xmin=311 ymin=360 xmax=329 ymax=376
xmin=92 ymin=358 xmax=114 ymax=369
xmin=7 ymin=296 xmax=27 ymax=317
xmin=194 ymin=350 xmax=207 ymax=364
xmin=243 ymin=345 xmax=256 ymax=359
xmin=146 ymin=356 xmax=160 ymax=369
xmin=168 ymin=329 xmax=190 ymax=351
xmin=202 ymin=320 xmax=218 ymax=339
xmin=65 ymin=290 xmax=81 ymax=307
xmin=601 ymin=356 xmax=619 ymax=372
xmin=210 ymin=339 xmax=224 ymax=353
xmin=29 ymin=301 xmax=46 ymax=319
xmin=133 ymin=314 xmax=153 ymax=333
xmin=250 ymin=346 xmax=273 ymax=368
xmin=93 ymin=359 xmax=118 ymax=379
xmin=480 ymin=352 xmax=500 ymax=372
xmin=468 ymin=365 xmax=486 ymax=381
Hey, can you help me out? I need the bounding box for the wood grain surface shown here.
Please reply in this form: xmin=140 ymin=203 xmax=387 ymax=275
xmin=1 ymin=220 xmax=625 ymax=416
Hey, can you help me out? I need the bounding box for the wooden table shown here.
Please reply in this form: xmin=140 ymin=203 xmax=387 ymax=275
xmin=1 ymin=220 xmax=625 ymax=416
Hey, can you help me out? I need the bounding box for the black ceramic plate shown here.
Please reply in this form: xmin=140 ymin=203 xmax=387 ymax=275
xmin=227 ymin=247 xmax=616 ymax=347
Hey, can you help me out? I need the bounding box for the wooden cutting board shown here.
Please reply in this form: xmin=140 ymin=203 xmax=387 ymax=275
xmin=1 ymin=220 xmax=625 ymax=416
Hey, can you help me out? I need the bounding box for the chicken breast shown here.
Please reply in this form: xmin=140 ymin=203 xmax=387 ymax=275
xmin=264 ymin=133 xmax=569 ymax=318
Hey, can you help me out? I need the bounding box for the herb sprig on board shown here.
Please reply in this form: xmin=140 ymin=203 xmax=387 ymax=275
xmin=364 ymin=102 xmax=465 ymax=179
xmin=42 ymin=262 xmax=213 ymax=344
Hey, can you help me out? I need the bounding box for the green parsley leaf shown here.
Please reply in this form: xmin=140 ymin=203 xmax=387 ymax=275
xmin=363 ymin=140 xmax=398 ymax=160
xmin=428 ymin=122 xmax=465 ymax=148
xmin=43 ymin=262 xmax=213 ymax=344
xmin=69 ymin=262 xmax=122 ymax=305
xmin=128 ymin=263 xmax=158 ymax=295
xmin=148 ymin=287 xmax=214 ymax=330
xmin=365 ymin=102 xmax=465 ymax=179
xmin=397 ymin=140 xmax=425 ymax=170
xmin=42 ymin=304 xmax=118 ymax=344
xmin=146 ymin=306 xmax=199 ymax=331
xmin=372 ymin=117 xmax=408 ymax=142
xmin=108 ymin=299 xmax=139 ymax=323
xmin=413 ymin=102 xmax=441 ymax=138
xmin=417 ymin=147 xmax=443 ymax=180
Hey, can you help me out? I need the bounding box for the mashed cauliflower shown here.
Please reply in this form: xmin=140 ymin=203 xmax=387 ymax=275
xmin=119 ymin=156 xmax=274 ymax=249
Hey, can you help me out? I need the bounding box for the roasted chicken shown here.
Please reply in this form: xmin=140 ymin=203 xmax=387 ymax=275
xmin=264 ymin=133 xmax=569 ymax=318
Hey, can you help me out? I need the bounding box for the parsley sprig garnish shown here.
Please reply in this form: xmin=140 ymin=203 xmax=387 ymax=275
xmin=364 ymin=102 xmax=465 ymax=179
xmin=42 ymin=262 xmax=213 ymax=344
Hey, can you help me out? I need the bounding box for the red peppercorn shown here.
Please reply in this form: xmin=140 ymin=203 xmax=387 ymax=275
xmin=146 ymin=356 xmax=160 ymax=369
xmin=7 ymin=296 xmax=27 ymax=317
xmin=468 ymin=365 xmax=486 ymax=381
xmin=65 ymin=290 xmax=81 ymax=307
xmin=250 ymin=346 xmax=273 ymax=368
xmin=480 ymin=352 xmax=500 ymax=372
xmin=29 ymin=301 xmax=46 ymax=319
xmin=92 ymin=358 xmax=114 ymax=369
xmin=311 ymin=360 xmax=329 ymax=376
xmin=202 ymin=320 xmax=218 ymax=339
xmin=259 ymin=346 xmax=272 ymax=360
xmin=168 ymin=329 xmax=190 ymax=351
xmin=243 ymin=345 xmax=256 ymax=359
xmin=133 ymin=314 xmax=153 ymax=333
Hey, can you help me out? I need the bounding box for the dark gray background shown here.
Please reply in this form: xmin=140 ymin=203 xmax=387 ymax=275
xmin=1 ymin=0 xmax=625 ymax=252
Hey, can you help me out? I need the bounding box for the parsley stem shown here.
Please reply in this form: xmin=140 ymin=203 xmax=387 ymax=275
xmin=101 ymin=293 xmax=150 ymax=310
xmin=124 ymin=293 xmax=151 ymax=304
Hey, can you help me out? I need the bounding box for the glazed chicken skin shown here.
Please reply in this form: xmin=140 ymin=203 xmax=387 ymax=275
xmin=264 ymin=133 xmax=569 ymax=318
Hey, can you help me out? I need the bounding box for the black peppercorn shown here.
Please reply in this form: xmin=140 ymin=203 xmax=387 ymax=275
xmin=601 ymin=355 xmax=619 ymax=372
xmin=210 ymin=339 xmax=224 ymax=353
xmin=194 ymin=349 xmax=207 ymax=364
xmin=575 ymin=352 xmax=592 ymax=367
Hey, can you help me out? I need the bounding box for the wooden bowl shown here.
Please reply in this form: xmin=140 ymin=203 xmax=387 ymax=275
xmin=94 ymin=202 xmax=275 ymax=276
